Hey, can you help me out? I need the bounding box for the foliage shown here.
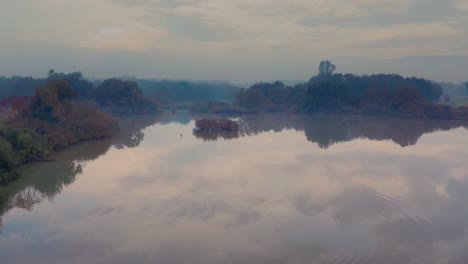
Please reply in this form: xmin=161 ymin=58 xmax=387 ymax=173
xmin=318 ymin=60 xmax=336 ymax=78
xmin=23 ymin=80 xmax=78 ymax=124
xmin=0 ymin=76 xmax=43 ymax=98
xmin=0 ymin=74 xmax=237 ymax=105
xmin=133 ymin=79 xmax=239 ymax=104
xmin=0 ymin=73 xmax=166 ymax=186
xmin=17 ymin=80 xmax=118 ymax=150
xmin=0 ymin=97 xmax=31 ymax=120
xmin=0 ymin=71 xmax=94 ymax=99
xmin=236 ymin=81 xmax=304 ymax=112
xmin=0 ymin=78 xmax=118 ymax=180
xmin=90 ymin=79 xmax=159 ymax=116
xmin=194 ymin=118 xmax=239 ymax=132
xmin=47 ymin=71 xmax=94 ymax=98
xmin=234 ymin=61 xmax=456 ymax=119
xmin=0 ymin=127 xmax=48 ymax=163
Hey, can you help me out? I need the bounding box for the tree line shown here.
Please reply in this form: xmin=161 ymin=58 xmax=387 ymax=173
xmin=235 ymin=61 xmax=468 ymax=120
xmin=0 ymin=74 xmax=240 ymax=104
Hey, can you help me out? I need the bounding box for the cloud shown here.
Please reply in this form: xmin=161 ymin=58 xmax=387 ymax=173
xmin=78 ymin=25 xmax=167 ymax=51
xmin=0 ymin=0 xmax=467 ymax=81
xmin=109 ymin=0 xmax=467 ymax=55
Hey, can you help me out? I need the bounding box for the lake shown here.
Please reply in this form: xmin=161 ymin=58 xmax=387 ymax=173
xmin=1 ymin=112 xmax=468 ymax=264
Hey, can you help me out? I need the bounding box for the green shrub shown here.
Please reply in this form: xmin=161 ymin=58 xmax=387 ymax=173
xmin=0 ymin=127 xmax=48 ymax=163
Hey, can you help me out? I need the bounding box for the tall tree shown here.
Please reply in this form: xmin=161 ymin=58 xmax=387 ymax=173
xmin=318 ymin=60 xmax=336 ymax=77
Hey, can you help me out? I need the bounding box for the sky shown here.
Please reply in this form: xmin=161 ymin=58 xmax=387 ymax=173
xmin=0 ymin=0 xmax=467 ymax=83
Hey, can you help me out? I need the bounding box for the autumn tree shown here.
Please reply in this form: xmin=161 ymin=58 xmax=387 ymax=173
xmin=26 ymin=80 xmax=77 ymax=123
xmin=47 ymin=71 xmax=94 ymax=98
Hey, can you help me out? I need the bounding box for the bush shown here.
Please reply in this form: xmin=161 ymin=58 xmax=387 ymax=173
xmin=0 ymin=127 xmax=48 ymax=163
xmin=66 ymin=103 xmax=118 ymax=142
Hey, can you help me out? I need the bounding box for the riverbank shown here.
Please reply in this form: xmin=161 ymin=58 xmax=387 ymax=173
xmin=0 ymin=78 xmax=160 ymax=186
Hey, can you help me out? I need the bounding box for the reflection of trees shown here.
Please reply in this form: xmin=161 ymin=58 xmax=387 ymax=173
xmin=113 ymin=115 xmax=161 ymax=149
xmin=158 ymin=111 xmax=193 ymax=125
xmin=235 ymin=114 xmax=468 ymax=148
xmin=9 ymin=187 xmax=42 ymax=211
xmin=0 ymin=115 xmax=160 ymax=232
xmin=193 ymin=131 xmax=239 ymax=141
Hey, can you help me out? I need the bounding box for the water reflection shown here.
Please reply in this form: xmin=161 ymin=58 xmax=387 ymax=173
xmin=0 ymin=112 xmax=467 ymax=264
xmin=194 ymin=113 xmax=468 ymax=148
xmin=0 ymin=115 xmax=160 ymax=232
xmin=194 ymin=130 xmax=240 ymax=141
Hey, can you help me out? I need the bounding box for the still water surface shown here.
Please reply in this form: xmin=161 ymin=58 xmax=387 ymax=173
xmin=1 ymin=112 xmax=468 ymax=264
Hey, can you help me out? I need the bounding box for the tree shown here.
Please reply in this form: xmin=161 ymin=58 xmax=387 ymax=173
xmin=318 ymin=60 xmax=336 ymax=77
xmin=90 ymin=79 xmax=158 ymax=115
xmin=26 ymin=80 xmax=77 ymax=123
xmin=91 ymin=79 xmax=142 ymax=106
xmin=392 ymin=85 xmax=423 ymax=109
xmin=47 ymin=71 xmax=94 ymax=98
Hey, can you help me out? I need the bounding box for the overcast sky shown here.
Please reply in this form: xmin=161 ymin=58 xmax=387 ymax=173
xmin=1 ymin=0 xmax=467 ymax=83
